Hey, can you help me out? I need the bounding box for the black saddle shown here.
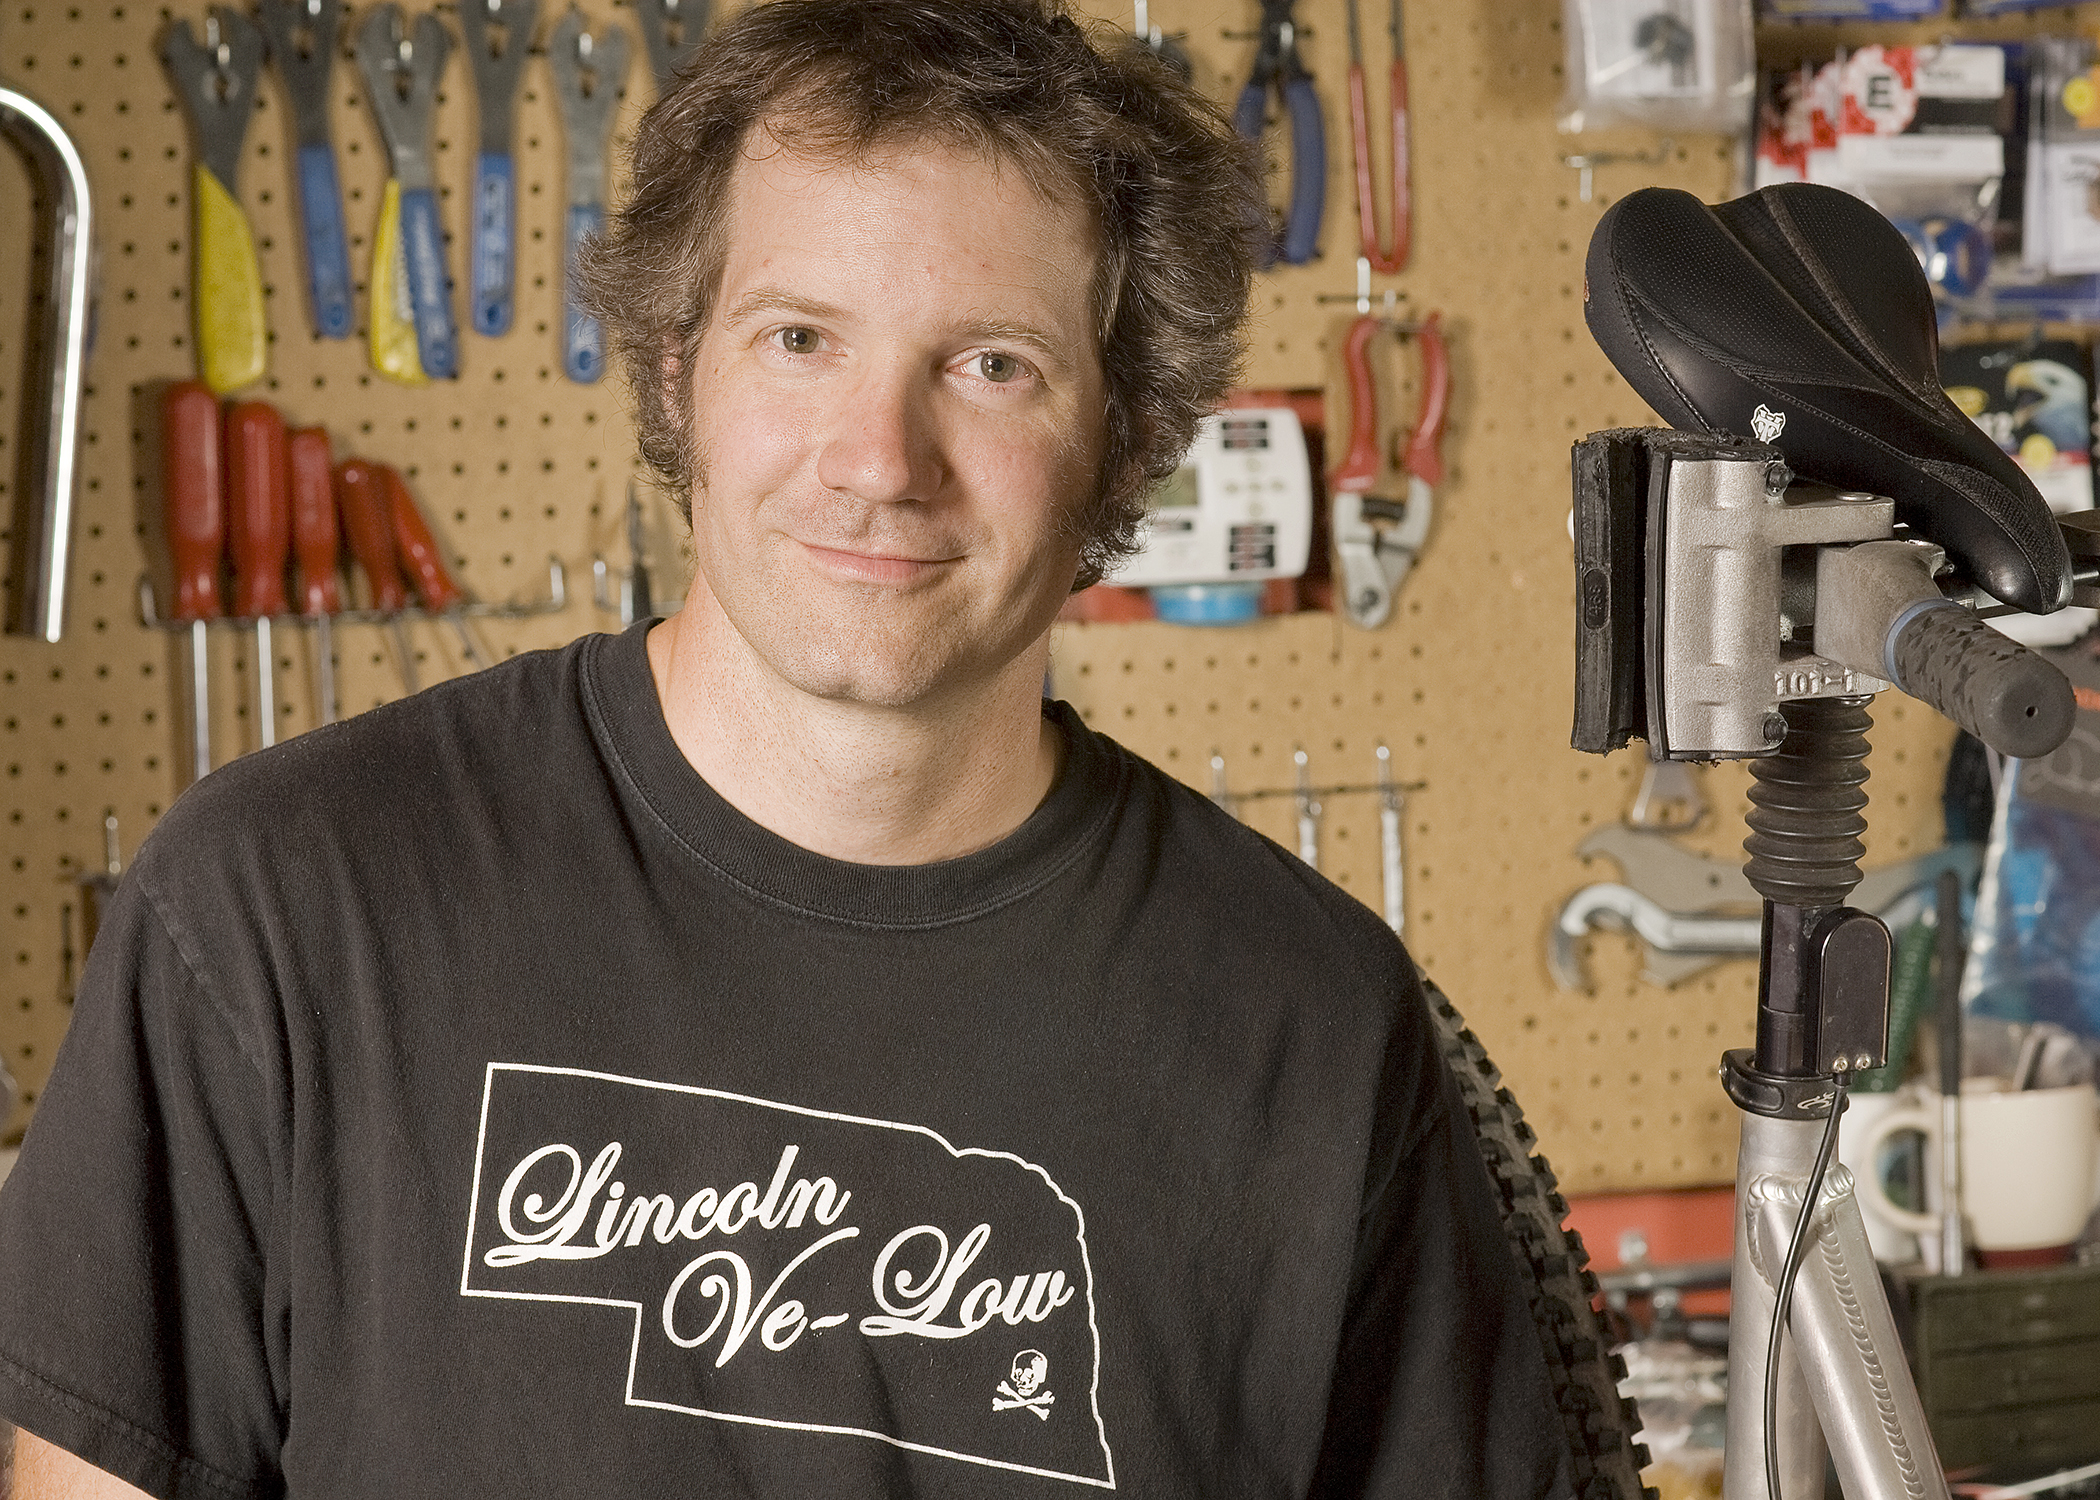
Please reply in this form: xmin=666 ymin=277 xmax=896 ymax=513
xmin=1585 ymin=183 xmax=2072 ymax=615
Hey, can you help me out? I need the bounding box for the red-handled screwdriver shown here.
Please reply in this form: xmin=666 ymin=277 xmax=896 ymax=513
xmin=289 ymin=426 xmax=341 ymax=725
xmin=335 ymin=457 xmax=420 ymax=693
xmin=225 ymin=401 xmax=291 ymax=749
xmin=383 ymin=464 xmax=489 ymax=670
xmin=161 ymin=381 xmax=224 ymax=782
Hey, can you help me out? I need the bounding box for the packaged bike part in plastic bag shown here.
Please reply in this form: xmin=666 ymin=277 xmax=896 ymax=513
xmin=1558 ymin=0 xmax=1753 ymax=134
xmin=1965 ymin=635 xmax=2100 ymax=1042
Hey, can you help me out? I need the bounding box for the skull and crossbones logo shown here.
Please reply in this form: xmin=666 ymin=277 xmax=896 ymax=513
xmin=993 ymin=1350 xmax=1054 ymax=1420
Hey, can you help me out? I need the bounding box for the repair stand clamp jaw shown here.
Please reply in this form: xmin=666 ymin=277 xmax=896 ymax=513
xmin=1331 ymin=312 xmax=1447 ymax=628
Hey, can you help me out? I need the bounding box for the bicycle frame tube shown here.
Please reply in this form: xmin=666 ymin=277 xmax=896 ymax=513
xmin=1725 ymin=1112 xmax=1949 ymax=1500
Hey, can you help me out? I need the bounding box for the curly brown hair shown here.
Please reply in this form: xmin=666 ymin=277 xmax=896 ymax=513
xmin=573 ymin=0 xmax=1260 ymax=589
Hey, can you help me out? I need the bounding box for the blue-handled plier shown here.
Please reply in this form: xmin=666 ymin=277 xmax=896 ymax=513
xmin=1233 ymin=0 xmax=1326 ymax=269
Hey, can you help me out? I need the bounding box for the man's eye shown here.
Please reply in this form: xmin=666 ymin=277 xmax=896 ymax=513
xmin=975 ymin=352 xmax=1024 ymax=384
xmin=777 ymin=327 xmax=819 ymax=354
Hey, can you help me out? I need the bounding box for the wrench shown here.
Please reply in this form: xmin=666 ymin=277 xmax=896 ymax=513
xmin=1578 ymin=824 xmax=1756 ymax=910
xmin=633 ymin=0 xmax=706 ymax=93
xmin=256 ymin=0 xmax=354 ymax=340
xmin=355 ymin=6 xmax=457 ymax=380
xmin=548 ymin=6 xmax=630 ymax=384
xmin=1552 ymin=843 xmax=1984 ymax=991
xmin=458 ymin=0 xmax=539 ymax=338
xmin=161 ymin=9 xmax=268 ymax=393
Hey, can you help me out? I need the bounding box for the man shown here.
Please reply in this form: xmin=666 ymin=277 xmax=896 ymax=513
xmin=0 ymin=2 xmax=1572 ymax=1495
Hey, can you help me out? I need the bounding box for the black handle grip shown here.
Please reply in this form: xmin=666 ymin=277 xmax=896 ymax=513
xmin=1891 ymin=605 xmax=2075 ymax=759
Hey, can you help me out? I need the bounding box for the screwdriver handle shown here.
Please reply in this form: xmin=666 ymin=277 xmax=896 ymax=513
xmin=161 ymin=380 xmax=226 ymax=621
xmin=384 ymin=466 xmax=465 ymax=610
xmin=289 ymin=426 xmax=342 ymax=615
xmin=225 ymin=401 xmax=292 ymax=618
xmin=335 ymin=457 xmax=410 ymax=611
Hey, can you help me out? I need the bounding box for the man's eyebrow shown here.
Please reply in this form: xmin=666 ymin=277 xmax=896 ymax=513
xmin=719 ymin=288 xmax=852 ymax=325
xmin=720 ymin=289 xmax=1069 ymax=358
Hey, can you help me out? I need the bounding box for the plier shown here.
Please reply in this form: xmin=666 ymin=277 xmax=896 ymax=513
xmin=1331 ymin=311 xmax=1448 ymax=628
xmin=1345 ymin=0 xmax=1408 ymax=273
xmin=1232 ymin=0 xmax=1325 ymax=269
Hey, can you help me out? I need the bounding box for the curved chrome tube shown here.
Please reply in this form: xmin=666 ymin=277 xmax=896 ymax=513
xmin=1 ymin=82 xmax=93 ymax=643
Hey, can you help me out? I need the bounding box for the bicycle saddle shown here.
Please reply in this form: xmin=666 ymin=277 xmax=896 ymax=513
xmin=1585 ymin=183 xmax=2072 ymax=615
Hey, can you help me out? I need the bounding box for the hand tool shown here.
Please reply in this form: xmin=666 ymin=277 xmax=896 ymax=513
xmin=1330 ymin=311 xmax=1448 ymax=628
xmin=625 ymin=482 xmax=653 ymax=620
xmin=334 ymin=456 xmax=420 ymax=692
xmin=384 ymin=464 xmax=490 ymax=668
xmin=548 ymin=6 xmax=630 ymax=383
xmin=225 ymin=401 xmax=291 ymax=750
xmin=1 ymin=82 xmax=92 ymax=641
xmin=457 ymin=0 xmax=538 ymax=337
xmin=1232 ymin=0 xmax=1324 ymax=269
xmin=162 ymin=381 xmax=226 ymax=782
xmin=368 ymin=177 xmax=429 ymax=384
xmin=355 ymin=6 xmax=458 ymax=381
xmin=1551 ymin=844 xmax=1983 ymax=992
xmin=1344 ymin=0 xmax=1406 ymax=273
xmin=75 ymin=813 xmax=123 ymax=958
xmin=1628 ymin=757 xmax=1703 ymax=830
xmin=288 ymin=425 xmax=341 ymax=724
xmin=161 ymin=9 xmax=268 ymax=394
xmin=1376 ymin=743 xmax=1404 ymax=936
xmin=1934 ymin=869 xmax=1966 ymax=1276
xmin=1292 ymin=747 xmax=1319 ymax=868
xmin=1579 ymin=824 xmax=1756 ymax=910
xmin=255 ymin=0 xmax=354 ymax=340
xmin=633 ymin=0 xmax=704 ymax=93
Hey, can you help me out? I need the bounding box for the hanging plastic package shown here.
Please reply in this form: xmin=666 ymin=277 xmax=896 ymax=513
xmin=1964 ymin=637 xmax=2100 ymax=1044
xmin=1558 ymin=0 xmax=1754 ymax=135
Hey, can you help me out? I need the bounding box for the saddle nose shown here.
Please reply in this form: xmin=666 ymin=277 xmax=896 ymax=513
xmin=1584 ymin=183 xmax=2073 ymax=616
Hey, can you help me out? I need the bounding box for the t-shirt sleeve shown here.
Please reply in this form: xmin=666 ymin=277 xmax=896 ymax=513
xmin=0 ymin=868 xmax=287 ymax=1500
xmin=1306 ymin=977 xmax=1578 ymax=1500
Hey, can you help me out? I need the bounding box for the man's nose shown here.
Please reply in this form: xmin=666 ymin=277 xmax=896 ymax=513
xmin=815 ymin=365 xmax=945 ymax=504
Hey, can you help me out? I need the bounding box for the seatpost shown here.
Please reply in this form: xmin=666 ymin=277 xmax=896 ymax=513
xmin=1720 ymin=694 xmax=1948 ymax=1500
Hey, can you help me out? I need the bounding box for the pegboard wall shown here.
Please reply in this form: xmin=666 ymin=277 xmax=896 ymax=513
xmin=0 ymin=0 xmax=2048 ymax=1187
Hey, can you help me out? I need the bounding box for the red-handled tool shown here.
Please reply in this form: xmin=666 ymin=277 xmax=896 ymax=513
xmin=1331 ymin=310 xmax=1448 ymax=628
xmin=225 ymin=400 xmax=291 ymax=748
xmin=335 ymin=456 xmax=420 ymax=692
xmin=1346 ymin=0 xmax=1409 ymax=274
xmin=161 ymin=380 xmax=225 ymax=781
xmin=384 ymin=464 xmax=489 ymax=669
xmin=289 ymin=426 xmax=341 ymax=724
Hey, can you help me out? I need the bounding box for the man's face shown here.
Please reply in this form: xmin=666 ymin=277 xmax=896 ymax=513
xmin=683 ymin=138 xmax=1106 ymax=712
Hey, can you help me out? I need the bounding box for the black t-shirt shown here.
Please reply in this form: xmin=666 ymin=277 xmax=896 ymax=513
xmin=0 ymin=624 xmax=1571 ymax=1500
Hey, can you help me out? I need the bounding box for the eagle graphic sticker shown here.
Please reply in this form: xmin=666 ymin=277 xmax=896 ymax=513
xmin=461 ymin=1063 xmax=1116 ymax=1488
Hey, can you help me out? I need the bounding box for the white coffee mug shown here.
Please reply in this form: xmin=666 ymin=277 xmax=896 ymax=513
xmin=1838 ymin=1086 xmax=1928 ymax=1263
xmin=1861 ymin=1082 xmax=2100 ymax=1254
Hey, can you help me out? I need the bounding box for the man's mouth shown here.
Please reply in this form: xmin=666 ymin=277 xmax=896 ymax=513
xmin=796 ymin=539 xmax=962 ymax=585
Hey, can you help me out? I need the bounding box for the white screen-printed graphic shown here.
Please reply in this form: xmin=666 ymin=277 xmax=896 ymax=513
xmin=461 ymin=1063 xmax=1116 ymax=1488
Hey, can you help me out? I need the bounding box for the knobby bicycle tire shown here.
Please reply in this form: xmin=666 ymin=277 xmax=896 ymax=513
xmin=1422 ymin=974 xmax=1658 ymax=1500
